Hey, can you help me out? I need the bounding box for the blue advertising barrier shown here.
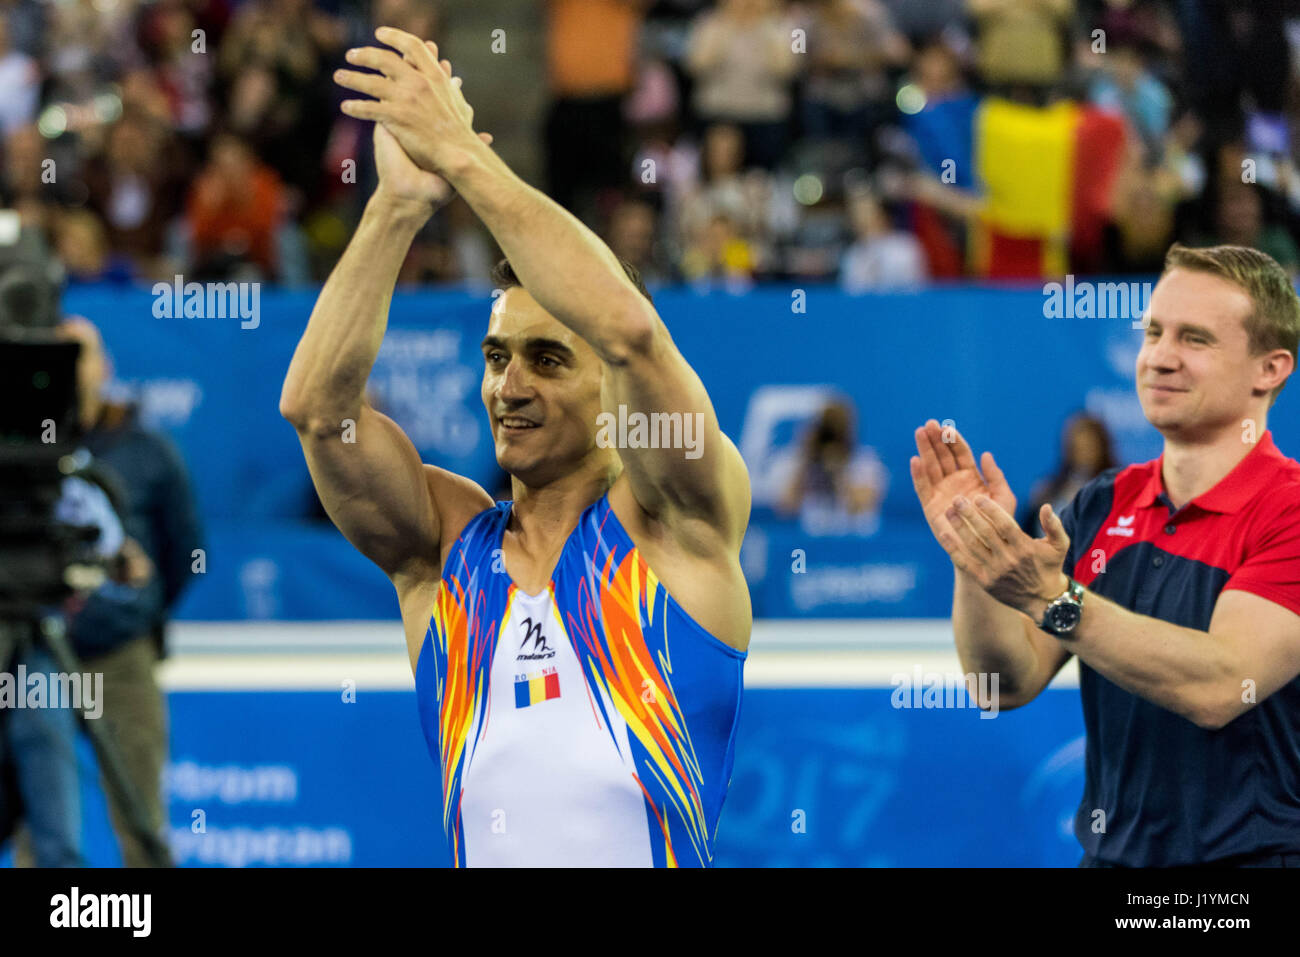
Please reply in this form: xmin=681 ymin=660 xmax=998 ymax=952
xmin=168 ymin=519 xmax=959 ymax=619
xmin=56 ymin=684 xmax=1086 ymax=868
xmin=60 ymin=281 xmax=1300 ymax=621
xmin=743 ymin=520 xmax=954 ymax=618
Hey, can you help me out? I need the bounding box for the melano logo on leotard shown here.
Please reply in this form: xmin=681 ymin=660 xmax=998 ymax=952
xmin=516 ymin=617 xmax=555 ymax=661
xmin=514 ymin=668 xmax=560 ymax=709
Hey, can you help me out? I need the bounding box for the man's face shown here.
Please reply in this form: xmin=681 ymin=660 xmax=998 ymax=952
xmin=1137 ymin=268 xmax=1266 ymax=438
xmin=480 ymin=287 xmax=605 ymax=485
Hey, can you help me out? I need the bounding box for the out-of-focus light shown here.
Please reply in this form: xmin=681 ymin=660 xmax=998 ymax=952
xmin=896 ymin=84 xmax=927 ymax=115
xmin=93 ymin=0 xmax=118 ymax=12
xmin=93 ymin=93 xmax=123 ymax=123
xmin=38 ymin=106 xmax=68 ymax=138
xmin=793 ymin=174 xmax=823 ymax=206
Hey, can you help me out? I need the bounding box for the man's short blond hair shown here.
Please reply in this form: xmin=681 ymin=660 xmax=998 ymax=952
xmin=1163 ymin=243 xmax=1300 ymax=406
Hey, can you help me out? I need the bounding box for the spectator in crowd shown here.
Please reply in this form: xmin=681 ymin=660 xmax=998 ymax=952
xmin=899 ymin=32 xmax=978 ymax=278
xmin=1099 ymin=121 xmax=1201 ymax=275
xmin=913 ymin=28 xmax=973 ymax=106
xmin=370 ymin=0 xmax=439 ymax=38
xmin=776 ymin=397 xmax=888 ymax=537
xmin=1018 ymin=412 xmax=1116 ymax=537
xmin=968 ymin=0 xmax=1075 ymax=98
xmin=1160 ymin=107 xmax=1207 ymax=202
xmin=0 ymin=12 xmax=39 ymax=135
xmin=56 ymin=316 xmax=204 ymax=868
xmin=784 ymin=186 xmax=847 ymax=280
xmin=83 ymin=111 xmax=188 ymax=280
xmin=1087 ymin=14 xmax=1173 ymax=158
xmin=878 ymin=0 xmax=963 ymax=39
xmin=184 ymin=131 xmax=286 ymax=279
xmin=1 ymin=0 xmax=1298 ymax=287
xmin=607 ymin=195 xmax=674 ymax=286
xmin=840 ymin=188 xmax=928 ymax=291
xmin=0 ymin=0 xmax=47 ymax=58
xmin=1172 ymin=0 xmax=1290 ymax=147
xmin=625 ymin=52 xmax=680 ymax=134
xmin=140 ymin=0 xmax=217 ymax=138
xmin=630 ymin=123 xmax=700 ymax=219
xmin=218 ymin=0 xmax=343 ymax=197
xmin=797 ymin=0 xmax=908 ymax=165
xmin=118 ymin=66 xmax=179 ymax=129
xmin=1 ymin=123 xmax=52 ymax=232
xmin=1199 ymin=181 xmax=1300 ymax=275
xmin=681 ymin=210 xmax=757 ymax=286
xmin=686 ymin=0 xmax=799 ymax=170
xmin=1101 ymin=161 xmax=1176 ymax=275
xmin=625 ymin=39 xmax=695 ymax=203
xmin=52 ymin=208 xmax=132 ymax=283
xmin=675 ymin=124 xmax=749 ymax=241
xmin=43 ymin=0 xmax=142 ymax=98
xmin=544 ymin=0 xmax=647 ymax=225
xmin=396 ymin=194 xmax=493 ymax=286
xmin=673 ymin=122 xmax=795 ymax=277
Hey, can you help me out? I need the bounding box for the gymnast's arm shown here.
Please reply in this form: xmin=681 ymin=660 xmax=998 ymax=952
xmin=445 ymin=136 xmax=750 ymax=548
xmin=279 ymin=132 xmax=492 ymax=583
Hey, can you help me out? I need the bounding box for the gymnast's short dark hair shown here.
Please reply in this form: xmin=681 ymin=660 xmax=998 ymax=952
xmin=490 ymin=256 xmax=654 ymax=306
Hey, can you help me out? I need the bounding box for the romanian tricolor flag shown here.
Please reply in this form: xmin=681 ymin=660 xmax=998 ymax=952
xmin=970 ymin=98 xmax=1126 ymax=279
xmin=514 ymin=668 xmax=561 ymax=709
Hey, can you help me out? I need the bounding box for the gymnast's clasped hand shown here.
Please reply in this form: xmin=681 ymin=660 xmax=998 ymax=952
xmin=334 ymin=26 xmax=495 ymax=198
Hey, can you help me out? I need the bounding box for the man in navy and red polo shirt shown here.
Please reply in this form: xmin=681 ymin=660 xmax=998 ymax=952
xmin=911 ymin=243 xmax=1300 ymax=866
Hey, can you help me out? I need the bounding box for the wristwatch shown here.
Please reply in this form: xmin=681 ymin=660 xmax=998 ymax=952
xmin=1038 ymin=577 xmax=1085 ymax=636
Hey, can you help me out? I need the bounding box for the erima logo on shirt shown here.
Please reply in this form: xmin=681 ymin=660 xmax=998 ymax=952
xmin=1105 ymin=514 xmax=1136 ymax=537
xmin=516 ymin=617 xmax=556 ymax=661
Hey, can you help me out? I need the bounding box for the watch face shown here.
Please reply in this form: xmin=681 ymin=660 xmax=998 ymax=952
xmin=1047 ymin=601 xmax=1082 ymax=633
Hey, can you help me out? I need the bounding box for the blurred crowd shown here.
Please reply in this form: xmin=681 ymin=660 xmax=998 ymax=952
xmin=5 ymin=0 xmax=1300 ymax=289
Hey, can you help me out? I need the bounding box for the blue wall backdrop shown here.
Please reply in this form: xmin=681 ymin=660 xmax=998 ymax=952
xmin=62 ymin=281 xmax=1300 ymax=621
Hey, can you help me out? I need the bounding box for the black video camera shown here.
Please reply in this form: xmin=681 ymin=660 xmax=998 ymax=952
xmin=0 ymin=210 xmax=106 ymax=617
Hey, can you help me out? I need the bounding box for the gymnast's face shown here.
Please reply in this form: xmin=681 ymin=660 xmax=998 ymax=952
xmin=481 ymin=286 xmax=606 ymax=485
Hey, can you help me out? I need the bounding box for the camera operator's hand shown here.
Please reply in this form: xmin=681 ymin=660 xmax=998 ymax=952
xmin=113 ymin=537 xmax=154 ymax=588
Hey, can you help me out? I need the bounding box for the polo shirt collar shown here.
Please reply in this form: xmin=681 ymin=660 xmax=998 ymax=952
xmin=1134 ymin=430 xmax=1282 ymax=514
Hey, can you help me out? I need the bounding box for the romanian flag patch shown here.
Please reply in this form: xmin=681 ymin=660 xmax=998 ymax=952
xmin=514 ymin=667 xmax=560 ymax=708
